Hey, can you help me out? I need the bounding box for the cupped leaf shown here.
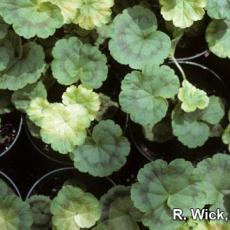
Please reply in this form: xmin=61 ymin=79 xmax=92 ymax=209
xmin=0 ymin=90 xmax=12 ymax=114
xmin=51 ymin=185 xmax=101 ymax=230
xmin=51 ymin=37 xmax=108 ymax=88
xmin=159 ymin=0 xmax=207 ymax=28
xmin=73 ymin=0 xmax=114 ymax=30
xmin=0 ymin=40 xmax=46 ymax=90
xmin=0 ymin=0 xmax=64 ymax=38
xmin=207 ymin=0 xmax=230 ymax=19
xmin=109 ymin=5 xmax=171 ymax=70
xmin=222 ymin=111 xmax=230 ymax=152
xmin=39 ymin=103 xmax=91 ymax=154
xmin=172 ymin=96 xmax=225 ymax=148
xmin=194 ymin=154 xmax=230 ymax=215
xmin=206 ymin=19 xmax=230 ymax=58
xmin=27 ymin=195 xmax=52 ymax=230
xmin=12 ymin=81 xmax=47 ymax=113
xmin=178 ymin=80 xmax=209 ymax=112
xmin=131 ymin=159 xmax=206 ymax=230
xmin=50 ymin=0 xmax=78 ymax=23
xmin=27 ymin=98 xmax=50 ymax=127
xmin=0 ymin=195 xmax=33 ymax=230
xmin=62 ymin=85 xmax=100 ymax=120
xmin=71 ymin=120 xmax=130 ymax=177
xmin=119 ymin=65 xmax=180 ymax=127
xmin=100 ymin=186 xmax=141 ymax=221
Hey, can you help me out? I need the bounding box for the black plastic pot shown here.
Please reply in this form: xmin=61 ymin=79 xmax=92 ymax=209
xmin=24 ymin=122 xmax=73 ymax=166
xmin=129 ymin=61 xmax=230 ymax=163
xmin=0 ymin=170 xmax=21 ymax=197
xmin=0 ymin=111 xmax=23 ymax=158
xmin=26 ymin=167 xmax=115 ymax=199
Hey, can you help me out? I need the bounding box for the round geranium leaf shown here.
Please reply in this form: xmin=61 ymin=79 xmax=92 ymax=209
xmin=206 ymin=19 xmax=230 ymax=58
xmin=0 ymin=195 xmax=33 ymax=230
xmin=12 ymin=81 xmax=47 ymax=113
xmin=71 ymin=120 xmax=130 ymax=177
xmin=73 ymin=0 xmax=114 ymax=30
xmin=39 ymin=103 xmax=91 ymax=154
xmin=159 ymin=0 xmax=207 ymax=28
xmin=131 ymin=159 xmax=206 ymax=230
xmin=27 ymin=195 xmax=52 ymax=230
xmin=0 ymin=0 xmax=64 ymax=39
xmin=178 ymin=80 xmax=209 ymax=112
xmin=172 ymin=96 xmax=225 ymax=148
xmin=50 ymin=0 xmax=78 ymax=24
xmin=0 ymin=41 xmax=46 ymax=91
xmin=62 ymin=85 xmax=100 ymax=121
xmin=109 ymin=5 xmax=171 ymax=70
xmin=119 ymin=65 xmax=180 ymax=127
xmin=51 ymin=185 xmax=101 ymax=230
xmin=27 ymin=98 xmax=50 ymax=127
xmin=51 ymin=37 xmax=108 ymax=89
xmin=194 ymin=154 xmax=230 ymax=214
xmin=100 ymin=186 xmax=142 ymax=222
xmin=207 ymin=0 xmax=230 ymax=19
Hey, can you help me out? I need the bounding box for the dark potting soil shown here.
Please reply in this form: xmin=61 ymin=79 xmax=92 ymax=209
xmin=0 ymin=111 xmax=22 ymax=155
xmin=27 ymin=168 xmax=115 ymax=199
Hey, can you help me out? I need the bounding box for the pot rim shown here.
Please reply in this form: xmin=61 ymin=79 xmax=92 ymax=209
xmin=0 ymin=113 xmax=23 ymax=158
xmin=26 ymin=167 xmax=116 ymax=199
xmin=23 ymin=118 xmax=72 ymax=166
xmin=0 ymin=170 xmax=21 ymax=198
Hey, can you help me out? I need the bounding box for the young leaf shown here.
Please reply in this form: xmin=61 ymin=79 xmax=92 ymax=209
xmin=109 ymin=5 xmax=171 ymax=70
xmin=194 ymin=154 xmax=230 ymax=214
xmin=27 ymin=195 xmax=52 ymax=230
xmin=119 ymin=65 xmax=180 ymax=127
xmin=71 ymin=120 xmax=130 ymax=177
xmin=100 ymin=186 xmax=142 ymax=228
xmin=207 ymin=0 xmax=230 ymax=19
xmin=178 ymin=80 xmax=209 ymax=112
xmin=62 ymin=85 xmax=100 ymax=121
xmin=50 ymin=0 xmax=79 ymax=24
xmin=51 ymin=185 xmax=101 ymax=230
xmin=39 ymin=103 xmax=91 ymax=154
xmin=222 ymin=111 xmax=230 ymax=151
xmin=0 ymin=40 xmax=46 ymax=90
xmin=131 ymin=159 xmax=206 ymax=230
xmin=206 ymin=19 xmax=230 ymax=58
xmin=159 ymin=0 xmax=207 ymax=28
xmin=12 ymin=81 xmax=47 ymax=113
xmin=0 ymin=195 xmax=33 ymax=230
xmin=72 ymin=0 xmax=114 ymax=30
xmin=172 ymin=96 xmax=225 ymax=148
xmin=27 ymin=98 xmax=50 ymax=127
xmin=0 ymin=0 xmax=64 ymax=38
xmin=51 ymin=37 xmax=108 ymax=89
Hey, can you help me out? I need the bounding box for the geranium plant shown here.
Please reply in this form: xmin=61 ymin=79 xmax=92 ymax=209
xmin=0 ymin=1 xmax=229 ymax=230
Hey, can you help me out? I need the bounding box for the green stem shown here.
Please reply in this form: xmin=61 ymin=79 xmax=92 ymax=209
xmin=171 ymin=55 xmax=186 ymax=81
xmin=170 ymin=34 xmax=187 ymax=81
xmin=18 ymin=36 xmax=23 ymax=59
